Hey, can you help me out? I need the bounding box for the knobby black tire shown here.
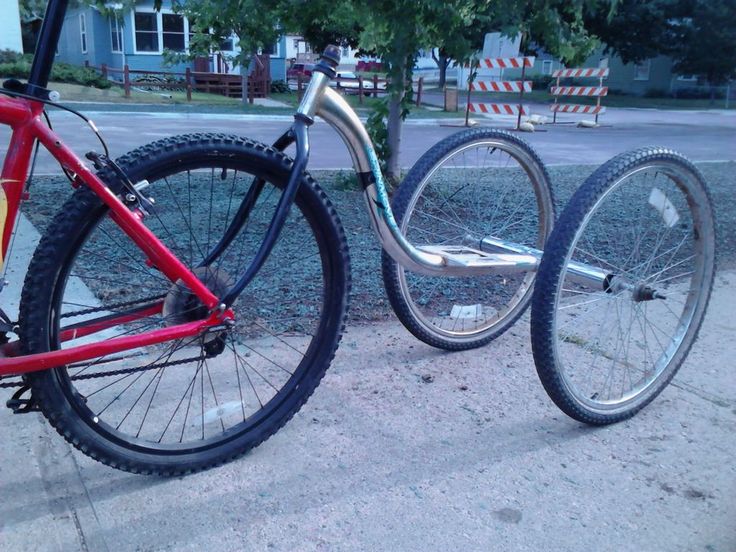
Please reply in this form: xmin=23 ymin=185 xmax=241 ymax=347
xmin=382 ymin=128 xmax=554 ymax=351
xmin=531 ymin=147 xmax=716 ymax=425
xmin=19 ymin=133 xmax=351 ymax=475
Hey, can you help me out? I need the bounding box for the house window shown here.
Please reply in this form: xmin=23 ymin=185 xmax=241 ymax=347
xmin=542 ymin=60 xmax=552 ymax=75
xmin=219 ymin=37 xmax=235 ymax=51
xmin=342 ymin=47 xmax=349 ymax=57
xmin=79 ymin=14 xmax=87 ymax=53
xmin=110 ymin=17 xmax=122 ymax=53
xmin=634 ymin=60 xmax=651 ymax=81
xmin=162 ymin=13 xmax=185 ymax=51
xmin=134 ymin=12 xmax=159 ymax=52
xmin=261 ymin=42 xmax=280 ymax=56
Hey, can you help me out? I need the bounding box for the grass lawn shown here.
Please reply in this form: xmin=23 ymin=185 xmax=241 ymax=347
xmin=269 ymin=90 xmax=465 ymax=119
xmin=26 ymin=83 xmax=460 ymax=119
xmin=49 ymin=81 xmax=242 ymax=105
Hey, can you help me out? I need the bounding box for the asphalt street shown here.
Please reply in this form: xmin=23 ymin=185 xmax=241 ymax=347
xmin=0 ymin=105 xmax=733 ymax=176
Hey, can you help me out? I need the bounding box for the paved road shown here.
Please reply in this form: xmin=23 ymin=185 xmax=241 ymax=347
xmin=1 ymin=106 xmax=733 ymax=176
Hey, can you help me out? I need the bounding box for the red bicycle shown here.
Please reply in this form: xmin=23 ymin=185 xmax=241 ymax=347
xmin=0 ymin=0 xmax=353 ymax=475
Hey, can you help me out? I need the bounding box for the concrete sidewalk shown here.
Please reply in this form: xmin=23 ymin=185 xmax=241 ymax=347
xmin=0 ymin=220 xmax=733 ymax=550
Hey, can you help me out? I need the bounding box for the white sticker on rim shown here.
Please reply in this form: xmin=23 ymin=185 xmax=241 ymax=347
xmin=648 ymin=187 xmax=680 ymax=228
xmin=450 ymin=304 xmax=483 ymax=319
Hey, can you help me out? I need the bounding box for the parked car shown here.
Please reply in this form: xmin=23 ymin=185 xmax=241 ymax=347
xmin=331 ymin=71 xmax=386 ymax=95
xmin=287 ymin=63 xmax=315 ymax=81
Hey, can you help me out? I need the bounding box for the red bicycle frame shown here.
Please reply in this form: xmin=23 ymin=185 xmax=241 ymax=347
xmin=0 ymin=94 xmax=232 ymax=376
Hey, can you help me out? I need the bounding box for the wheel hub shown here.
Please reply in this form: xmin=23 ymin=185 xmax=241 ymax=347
xmin=632 ymin=284 xmax=665 ymax=302
xmin=162 ymin=266 xmax=233 ymax=350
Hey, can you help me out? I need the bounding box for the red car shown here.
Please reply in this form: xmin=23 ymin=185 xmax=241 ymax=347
xmin=287 ymin=63 xmax=315 ymax=81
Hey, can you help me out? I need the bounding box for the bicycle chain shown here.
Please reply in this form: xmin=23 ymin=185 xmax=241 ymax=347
xmin=0 ymin=293 xmax=172 ymax=388
xmin=0 ymin=354 xmax=206 ymax=388
xmin=60 ymin=293 xmax=167 ymax=318
xmin=2 ymin=290 xmax=230 ymax=389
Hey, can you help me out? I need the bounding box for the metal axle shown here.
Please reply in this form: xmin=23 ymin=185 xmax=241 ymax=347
xmin=468 ymin=235 xmax=613 ymax=290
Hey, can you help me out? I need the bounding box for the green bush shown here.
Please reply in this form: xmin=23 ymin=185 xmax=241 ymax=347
xmin=0 ymin=53 xmax=111 ymax=89
xmin=673 ymin=86 xmax=724 ymax=100
xmin=0 ymin=60 xmax=31 ymax=79
xmin=644 ymin=87 xmax=668 ymax=98
xmin=531 ymin=74 xmax=554 ymax=89
xmin=270 ymin=79 xmax=291 ymax=94
xmin=0 ymin=49 xmax=24 ymax=64
xmin=330 ymin=170 xmax=362 ymax=192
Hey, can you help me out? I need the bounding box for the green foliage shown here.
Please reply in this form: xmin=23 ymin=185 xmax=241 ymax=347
xmin=364 ymin=99 xmax=390 ymax=175
xmin=644 ymin=87 xmax=668 ymax=98
xmin=172 ymin=0 xmax=281 ymax=70
xmin=270 ymin=80 xmax=291 ymax=94
xmin=0 ymin=52 xmax=111 ymax=88
xmin=276 ymin=0 xmax=364 ymax=51
xmin=669 ymin=0 xmax=736 ymax=86
xmin=365 ymin=80 xmax=414 ymax=182
xmin=674 ymin=87 xmax=725 ymax=100
xmin=18 ymin=0 xmax=47 ymax=22
xmin=276 ymin=0 xmax=613 ymax=179
xmin=0 ymin=50 xmax=24 ymax=64
xmin=330 ymin=171 xmax=362 ymax=192
xmin=585 ymin=0 xmax=736 ymax=85
xmin=531 ymin=74 xmax=554 ymax=89
xmin=584 ymin=0 xmax=677 ymax=63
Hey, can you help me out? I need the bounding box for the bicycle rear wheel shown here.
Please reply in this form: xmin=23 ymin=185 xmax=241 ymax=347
xmin=382 ymin=128 xmax=554 ymax=350
xmin=20 ymin=134 xmax=350 ymax=475
xmin=531 ymin=148 xmax=716 ymax=424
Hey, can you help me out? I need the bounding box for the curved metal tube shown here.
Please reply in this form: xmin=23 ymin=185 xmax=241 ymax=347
xmin=317 ymin=88 xmax=447 ymax=275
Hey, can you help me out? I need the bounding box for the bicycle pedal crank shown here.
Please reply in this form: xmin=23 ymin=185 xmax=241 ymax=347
xmin=162 ymin=266 xmax=234 ymax=352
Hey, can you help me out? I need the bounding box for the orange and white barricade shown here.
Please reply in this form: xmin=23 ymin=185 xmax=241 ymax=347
xmin=465 ymin=56 xmax=535 ymax=129
xmin=550 ymin=67 xmax=609 ymax=124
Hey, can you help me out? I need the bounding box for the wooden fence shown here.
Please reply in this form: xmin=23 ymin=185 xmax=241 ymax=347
xmin=294 ymin=74 xmax=424 ymax=107
xmin=85 ymin=62 xmax=269 ymax=103
xmin=86 ymin=62 xmax=425 ymax=107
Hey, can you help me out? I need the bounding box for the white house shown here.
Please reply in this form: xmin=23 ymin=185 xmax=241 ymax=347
xmin=0 ymin=0 xmax=24 ymax=52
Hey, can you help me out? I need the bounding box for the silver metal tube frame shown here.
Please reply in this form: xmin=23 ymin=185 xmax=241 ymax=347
xmin=315 ymin=88 xmax=542 ymax=277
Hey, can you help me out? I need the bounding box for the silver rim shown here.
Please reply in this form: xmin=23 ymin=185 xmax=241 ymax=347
xmin=551 ymin=161 xmax=715 ymax=413
xmin=398 ymin=137 xmax=553 ymax=343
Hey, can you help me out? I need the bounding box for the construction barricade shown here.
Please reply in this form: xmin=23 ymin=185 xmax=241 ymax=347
xmin=550 ymin=67 xmax=609 ymax=124
xmin=465 ymin=56 xmax=535 ymax=129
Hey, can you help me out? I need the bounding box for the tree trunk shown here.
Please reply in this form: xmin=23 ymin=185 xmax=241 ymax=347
xmin=240 ymin=55 xmax=256 ymax=104
xmin=386 ymin=55 xmax=407 ymax=184
xmin=240 ymin=65 xmax=249 ymax=104
xmin=438 ymin=54 xmax=449 ymax=89
xmin=386 ymin=92 xmax=404 ymax=183
xmin=432 ymin=49 xmax=449 ymax=89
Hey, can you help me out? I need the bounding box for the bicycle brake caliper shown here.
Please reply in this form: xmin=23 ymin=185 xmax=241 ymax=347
xmin=85 ymin=151 xmax=155 ymax=215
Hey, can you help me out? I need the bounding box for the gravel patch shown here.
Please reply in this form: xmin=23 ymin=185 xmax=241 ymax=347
xmin=21 ymin=162 xmax=735 ymax=324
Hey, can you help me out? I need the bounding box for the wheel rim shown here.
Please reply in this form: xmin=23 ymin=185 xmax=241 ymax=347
xmin=397 ymin=138 xmax=553 ymax=342
xmin=551 ymin=162 xmax=714 ymax=413
xmin=50 ymin=161 xmax=334 ymax=454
